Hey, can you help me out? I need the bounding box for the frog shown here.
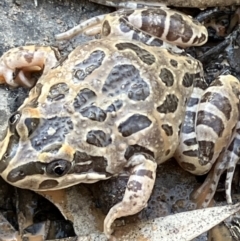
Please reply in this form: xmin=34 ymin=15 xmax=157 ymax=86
xmin=0 ymin=5 xmax=240 ymax=239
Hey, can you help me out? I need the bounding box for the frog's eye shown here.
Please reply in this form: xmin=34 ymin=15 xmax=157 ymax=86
xmin=8 ymin=112 xmax=21 ymax=132
xmin=46 ymin=159 xmax=71 ymax=177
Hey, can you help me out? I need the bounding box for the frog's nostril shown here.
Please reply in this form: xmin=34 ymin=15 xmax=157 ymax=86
xmin=46 ymin=159 xmax=71 ymax=177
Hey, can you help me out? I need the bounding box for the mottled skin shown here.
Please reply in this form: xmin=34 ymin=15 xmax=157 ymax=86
xmin=0 ymin=6 xmax=240 ymax=239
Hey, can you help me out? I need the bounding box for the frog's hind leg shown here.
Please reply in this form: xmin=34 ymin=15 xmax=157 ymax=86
xmin=101 ymin=8 xmax=207 ymax=47
xmin=56 ymin=7 xmax=207 ymax=47
xmin=193 ymin=77 xmax=240 ymax=207
xmin=103 ymin=154 xmax=157 ymax=238
xmin=89 ymin=0 xmax=168 ymax=9
xmin=55 ymin=14 xmax=106 ymax=41
xmin=177 ymin=75 xmax=240 ymax=207
xmin=0 ymin=46 xmax=59 ymax=87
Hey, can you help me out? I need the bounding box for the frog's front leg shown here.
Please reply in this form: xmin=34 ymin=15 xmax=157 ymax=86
xmin=104 ymin=154 xmax=157 ymax=238
xmin=0 ymin=46 xmax=60 ymax=87
xmin=175 ymin=75 xmax=240 ymax=207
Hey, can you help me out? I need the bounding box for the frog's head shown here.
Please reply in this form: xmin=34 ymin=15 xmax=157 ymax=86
xmin=0 ymin=104 xmax=110 ymax=191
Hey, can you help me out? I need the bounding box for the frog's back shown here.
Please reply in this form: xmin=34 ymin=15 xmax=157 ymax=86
xmin=27 ymin=39 xmax=201 ymax=172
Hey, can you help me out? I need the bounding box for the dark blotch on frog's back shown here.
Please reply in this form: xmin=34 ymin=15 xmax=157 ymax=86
xmin=86 ymin=130 xmax=112 ymax=147
xmin=29 ymin=117 xmax=73 ymax=151
xmin=170 ymin=59 xmax=178 ymax=67
xmin=73 ymin=88 xmax=106 ymax=122
xmin=79 ymin=106 xmax=107 ymax=122
xmin=74 ymin=88 xmax=96 ymax=110
xmin=161 ymin=124 xmax=173 ymax=136
xmin=102 ymin=64 xmax=150 ymax=101
xmin=118 ymin=114 xmax=152 ymax=137
xmin=72 ymin=50 xmax=105 ymax=82
xmin=159 ymin=68 xmax=174 ymax=87
xmin=47 ymin=83 xmax=69 ymax=102
xmin=157 ymin=94 xmax=179 ymax=114
xmin=106 ymin=99 xmax=123 ymax=112
xmin=116 ymin=42 xmax=155 ymax=65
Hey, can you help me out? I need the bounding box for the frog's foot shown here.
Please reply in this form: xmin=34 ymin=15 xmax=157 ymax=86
xmin=0 ymin=46 xmax=60 ymax=87
xmin=191 ymin=159 xmax=226 ymax=208
xmin=192 ymin=131 xmax=240 ymax=208
xmin=103 ymin=154 xmax=157 ymax=238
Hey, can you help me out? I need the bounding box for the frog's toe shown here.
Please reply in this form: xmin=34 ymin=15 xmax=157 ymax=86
xmin=0 ymin=46 xmax=59 ymax=87
xmin=103 ymin=219 xmax=114 ymax=239
xmin=191 ymin=165 xmax=221 ymax=208
xmin=0 ymin=66 xmax=37 ymax=88
xmin=0 ymin=66 xmax=17 ymax=87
